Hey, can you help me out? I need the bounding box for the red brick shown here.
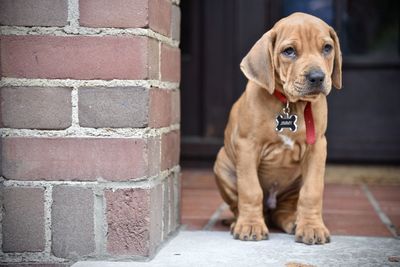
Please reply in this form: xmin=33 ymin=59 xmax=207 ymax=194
xmin=161 ymin=44 xmax=181 ymax=82
xmin=171 ymin=89 xmax=180 ymax=124
xmin=148 ymin=38 xmax=160 ymax=80
xmin=150 ymin=183 xmax=163 ymax=252
xmin=105 ymin=185 xmax=163 ymax=257
xmin=169 ymin=172 xmax=181 ymax=232
xmin=2 ymin=187 xmax=45 ymax=252
xmin=0 ymin=0 xmax=68 ymax=27
xmin=78 ymin=87 xmax=149 ymax=128
xmin=162 ymin=178 xmax=171 ymax=237
xmin=171 ymin=5 xmax=181 ymax=41
xmin=0 ymin=38 xmax=2 ymax=77
xmin=106 ymin=188 xmax=150 ymax=255
xmin=0 ymin=35 xmax=156 ymax=80
xmin=1 ymin=137 xmax=148 ymax=181
xmin=162 ymin=172 xmax=180 ymax=238
xmin=149 ymin=89 xmax=172 ymax=128
xmin=79 ymin=0 xmax=172 ymax=37
xmin=161 ymin=130 xmax=180 ymax=170
xmin=79 ymin=0 xmax=148 ymax=28
xmin=149 ymin=0 xmax=172 ymax=36
xmin=1 ymin=86 xmax=72 ymax=129
xmin=149 ymin=89 xmax=180 ymax=128
xmin=52 ymin=186 xmax=95 ymax=258
xmin=148 ymin=137 xmax=161 ymax=176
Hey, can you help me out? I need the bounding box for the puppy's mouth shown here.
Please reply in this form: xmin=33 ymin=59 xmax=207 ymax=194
xmin=303 ymin=88 xmax=326 ymax=99
xmin=293 ymin=84 xmax=327 ymax=98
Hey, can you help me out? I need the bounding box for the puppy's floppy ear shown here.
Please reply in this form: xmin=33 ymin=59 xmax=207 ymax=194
xmin=329 ymin=27 xmax=342 ymax=89
xmin=240 ymin=30 xmax=276 ymax=94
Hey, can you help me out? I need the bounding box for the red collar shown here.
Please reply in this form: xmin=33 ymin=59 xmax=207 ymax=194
xmin=273 ymin=90 xmax=316 ymax=145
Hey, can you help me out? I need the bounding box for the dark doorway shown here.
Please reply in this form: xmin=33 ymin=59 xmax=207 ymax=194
xmin=180 ymin=0 xmax=400 ymax=166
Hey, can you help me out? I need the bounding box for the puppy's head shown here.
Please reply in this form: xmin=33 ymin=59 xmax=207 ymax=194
xmin=240 ymin=12 xmax=342 ymax=102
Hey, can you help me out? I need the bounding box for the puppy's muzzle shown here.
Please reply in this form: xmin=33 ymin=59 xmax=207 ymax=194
xmin=305 ymin=69 xmax=325 ymax=94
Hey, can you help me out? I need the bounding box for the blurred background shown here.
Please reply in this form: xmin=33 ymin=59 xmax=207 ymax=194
xmin=179 ymin=0 xmax=400 ymax=167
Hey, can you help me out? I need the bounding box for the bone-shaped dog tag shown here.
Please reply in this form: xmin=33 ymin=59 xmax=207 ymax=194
xmin=276 ymin=114 xmax=297 ymax=132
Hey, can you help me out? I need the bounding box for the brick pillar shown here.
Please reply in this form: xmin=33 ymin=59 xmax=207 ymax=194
xmin=0 ymin=0 xmax=181 ymax=264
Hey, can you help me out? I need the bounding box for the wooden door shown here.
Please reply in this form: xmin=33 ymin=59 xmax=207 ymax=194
xmin=180 ymin=0 xmax=400 ymax=165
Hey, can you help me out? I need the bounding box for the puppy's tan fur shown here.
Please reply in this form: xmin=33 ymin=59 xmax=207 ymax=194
xmin=213 ymin=13 xmax=342 ymax=245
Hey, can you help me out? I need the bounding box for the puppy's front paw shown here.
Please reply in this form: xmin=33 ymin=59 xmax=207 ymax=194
xmin=231 ymin=217 xmax=269 ymax=241
xmin=295 ymin=219 xmax=330 ymax=245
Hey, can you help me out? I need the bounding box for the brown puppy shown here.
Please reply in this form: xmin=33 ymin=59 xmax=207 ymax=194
xmin=213 ymin=12 xmax=342 ymax=245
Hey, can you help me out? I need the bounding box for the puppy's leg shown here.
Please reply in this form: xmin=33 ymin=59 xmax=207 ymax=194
xmin=271 ymin=183 xmax=300 ymax=234
xmin=232 ymin=139 xmax=269 ymax=241
xmin=214 ymin=147 xmax=238 ymax=217
xmin=295 ymin=136 xmax=330 ymax=245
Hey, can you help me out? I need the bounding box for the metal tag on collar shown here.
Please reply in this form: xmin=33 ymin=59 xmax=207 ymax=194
xmin=276 ymin=101 xmax=298 ymax=132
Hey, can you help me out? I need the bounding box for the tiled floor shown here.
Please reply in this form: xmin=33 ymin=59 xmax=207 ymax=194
xmin=181 ymin=168 xmax=400 ymax=237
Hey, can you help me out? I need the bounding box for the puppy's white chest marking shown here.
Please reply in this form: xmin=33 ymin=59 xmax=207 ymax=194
xmin=279 ymin=134 xmax=294 ymax=150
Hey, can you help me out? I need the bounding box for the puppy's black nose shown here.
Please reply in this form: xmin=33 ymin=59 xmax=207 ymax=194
xmin=306 ymin=70 xmax=325 ymax=87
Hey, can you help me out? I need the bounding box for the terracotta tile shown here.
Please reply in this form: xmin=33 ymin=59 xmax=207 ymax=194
xmin=181 ymin=168 xmax=223 ymax=230
xmin=181 ymin=169 xmax=217 ymax=190
xmin=369 ymin=185 xmax=400 ymax=231
xmin=323 ymin=184 xmax=375 ymax=214
xmin=181 ymin=170 xmax=396 ymax=237
xmin=324 ymin=213 xmax=391 ymax=237
xmin=323 ymin=184 xmax=391 ymax=237
xmin=375 ymin=202 xmax=400 ymax=226
xmin=324 ymin=184 xmax=365 ymax=199
xmin=388 ymin=215 xmax=400 ymax=231
xmin=181 ymin=189 xmax=222 ymax=219
xmin=369 ymin=185 xmax=400 ymax=199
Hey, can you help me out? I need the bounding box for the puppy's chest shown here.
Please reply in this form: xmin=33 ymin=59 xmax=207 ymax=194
xmin=257 ymin=134 xmax=306 ymax=190
xmin=260 ymin=130 xmax=307 ymax=163
xmin=257 ymin=100 xmax=308 ymax=169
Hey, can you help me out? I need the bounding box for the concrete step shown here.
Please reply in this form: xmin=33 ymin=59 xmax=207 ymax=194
xmin=72 ymin=230 xmax=400 ymax=267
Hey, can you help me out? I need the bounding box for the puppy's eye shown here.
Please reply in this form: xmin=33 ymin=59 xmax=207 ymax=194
xmin=282 ymin=47 xmax=296 ymax=58
xmin=323 ymin=44 xmax=333 ymax=54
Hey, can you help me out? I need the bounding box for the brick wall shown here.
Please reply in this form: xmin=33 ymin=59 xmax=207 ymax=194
xmin=0 ymin=0 xmax=181 ymax=265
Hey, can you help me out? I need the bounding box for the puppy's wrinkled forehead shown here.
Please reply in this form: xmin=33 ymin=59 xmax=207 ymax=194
xmin=274 ymin=13 xmax=331 ymax=46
